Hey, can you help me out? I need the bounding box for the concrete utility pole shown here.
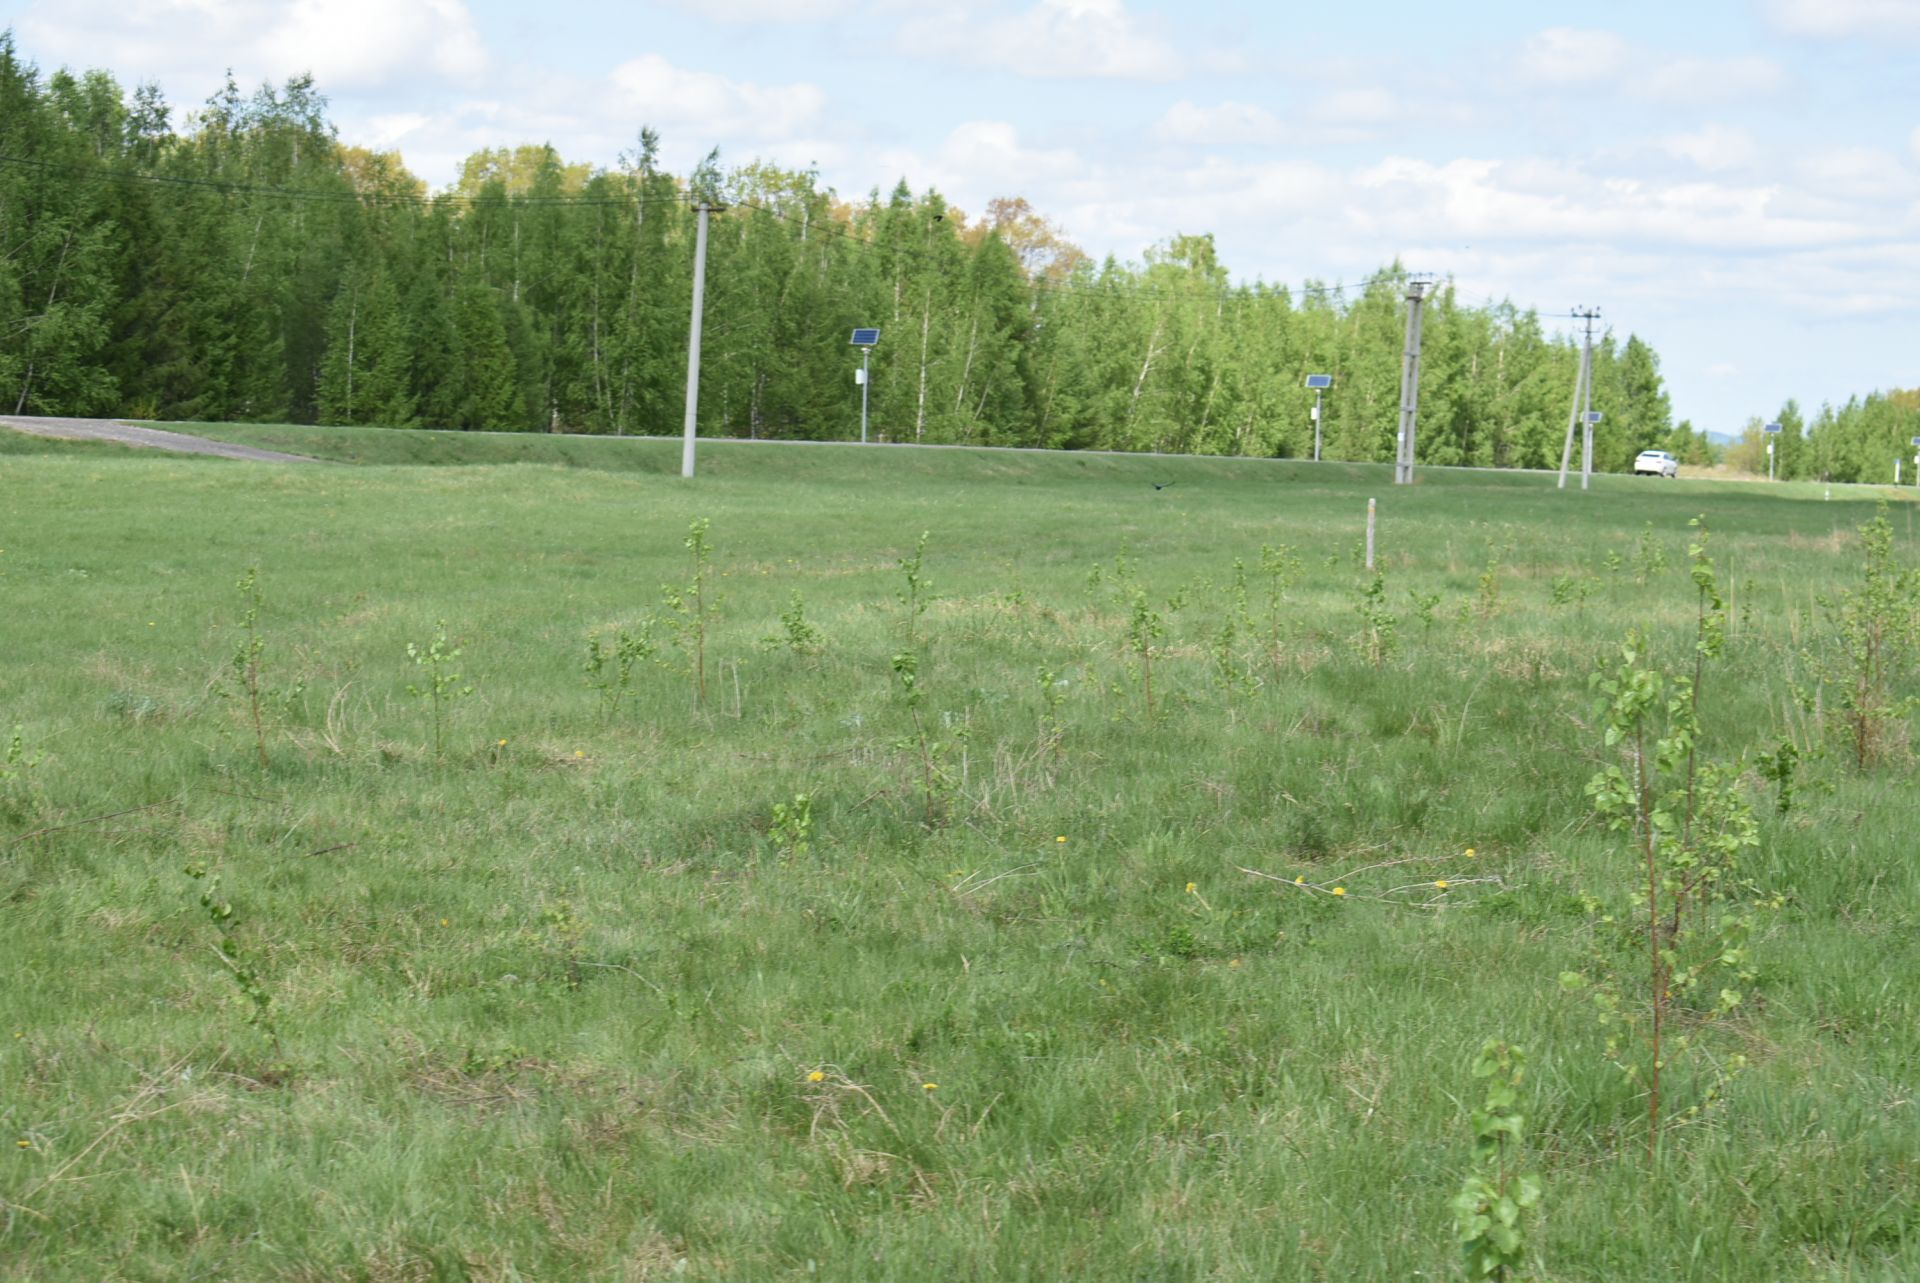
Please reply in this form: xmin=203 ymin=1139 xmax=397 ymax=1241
xmin=680 ymin=202 xmax=715 ymax=480
xmin=1557 ymin=306 xmax=1601 ymax=490
xmin=1579 ymin=310 xmax=1599 ymax=490
xmin=1394 ymin=280 xmax=1429 ymax=485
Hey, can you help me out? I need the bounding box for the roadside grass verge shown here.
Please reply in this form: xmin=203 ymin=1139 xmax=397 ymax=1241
xmin=2 ymin=439 xmax=1916 ymax=1280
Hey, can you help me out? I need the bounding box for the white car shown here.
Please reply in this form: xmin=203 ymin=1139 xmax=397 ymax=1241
xmin=1633 ymin=450 xmax=1679 ymax=477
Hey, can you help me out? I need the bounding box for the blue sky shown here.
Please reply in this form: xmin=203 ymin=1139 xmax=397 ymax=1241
xmin=6 ymin=0 xmax=1919 ymax=433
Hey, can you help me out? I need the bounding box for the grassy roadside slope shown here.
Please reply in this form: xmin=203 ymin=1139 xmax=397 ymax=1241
xmin=1 ymin=436 xmax=1916 ymax=1280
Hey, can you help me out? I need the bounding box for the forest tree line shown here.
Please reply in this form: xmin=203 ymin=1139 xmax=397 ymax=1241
xmin=1720 ymin=392 xmax=1920 ymax=484
xmin=4 ymin=36 xmax=1909 ymax=475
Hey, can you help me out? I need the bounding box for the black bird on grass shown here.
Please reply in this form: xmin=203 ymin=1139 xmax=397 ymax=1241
xmin=1152 ymin=481 xmax=1176 ymax=491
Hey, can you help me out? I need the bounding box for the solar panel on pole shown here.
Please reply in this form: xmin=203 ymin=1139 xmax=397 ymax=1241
xmin=1306 ymin=375 xmax=1332 ymax=461
xmin=851 ymin=329 xmax=880 ymax=442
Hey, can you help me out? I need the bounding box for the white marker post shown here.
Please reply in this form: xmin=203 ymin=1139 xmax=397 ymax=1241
xmin=1765 ymin=422 xmax=1782 ymax=482
xmin=1365 ymin=498 xmax=1376 ymax=571
xmin=1581 ymin=411 xmax=1603 ymax=490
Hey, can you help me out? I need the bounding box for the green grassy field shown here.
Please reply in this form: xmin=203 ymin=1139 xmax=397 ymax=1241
xmin=2 ymin=429 xmax=1917 ymax=1281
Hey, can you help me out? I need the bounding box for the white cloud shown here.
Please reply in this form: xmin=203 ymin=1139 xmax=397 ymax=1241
xmin=874 ymin=121 xmax=1086 ymax=204
xmin=1151 ymin=101 xmax=1283 ymax=145
xmin=362 ymin=113 xmax=434 ymax=151
xmin=259 ymin=0 xmax=486 ymax=88
xmin=608 ymin=56 xmax=826 ymax=139
xmin=1516 ymin=27 xmax=1786 ymax=103
xmin=1518 ymin=28 xmax=1632 ymax=84
xmin=339 ymin=57 xmax=839 ymax=193
xmin=1634 ymin=55 xmax=1785 ymax=105
xmin=1307 ymin=88 xmax=1400 ymax=127
xmin=864 ymin=130 xmax=1899 ymax=334
xmin=898 ymin=0 xmax=1184 ymax=79
xmin=1347 ymin=155 xmax=1867 ymax=254
xmin=1766 ymin=0 xmax=1920 ymax=39
xmin=1910 ymin=125 xmax=1920 ymax=163
xmin=657 ymin=0 xmax=860 ymax=20
xmin=1660 ymin=124 xmax=1759 ymax=171
xmin=1149 ymin=90 xmax=1414 ymax=150
xmin=940 ymin=121 xmax=1082 ymax=181
xmin=1794 ymin=146 xmax=1918 ymax=201
xmin=16 ymin=0 xmax=488 ymax=93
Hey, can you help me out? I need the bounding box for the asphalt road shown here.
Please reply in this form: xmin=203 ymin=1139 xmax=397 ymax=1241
xmin=0 ymin=416 xmax=317 ymax=463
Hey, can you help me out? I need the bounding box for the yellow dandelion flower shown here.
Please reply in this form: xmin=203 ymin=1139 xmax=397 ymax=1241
xmin=1185 ymin=882 xmax=1197 ymax=895
xmin=922 ymin=1082 xmax=938 ymax=1091
xmin=1465 ymin=847 xmax=1477 ymax=859
xmin=574 ymin=750 xmax=584 ymax=759
xmin=1056 ymin=835 xmax=1067 ymax=843
xmin=1228 ymin=958 xmax=1242 ymax=969
xmin=807 ymin=1070 xmax=825 ymax=1083
xmin=1331 ymin=886 xmax=1347 ymax=897
xmin=439 ymin=918 xmax=449 ymax=927
xmin=497 ymin=738 xmax=508 ymax=747
xmin=1434 ymin=880 xmax=1448 ymax=890
xmin=15 ymin=1140 xmax=29 ymax=1149
xmin=1293 ymin=876 xmax=1305 ymax=886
